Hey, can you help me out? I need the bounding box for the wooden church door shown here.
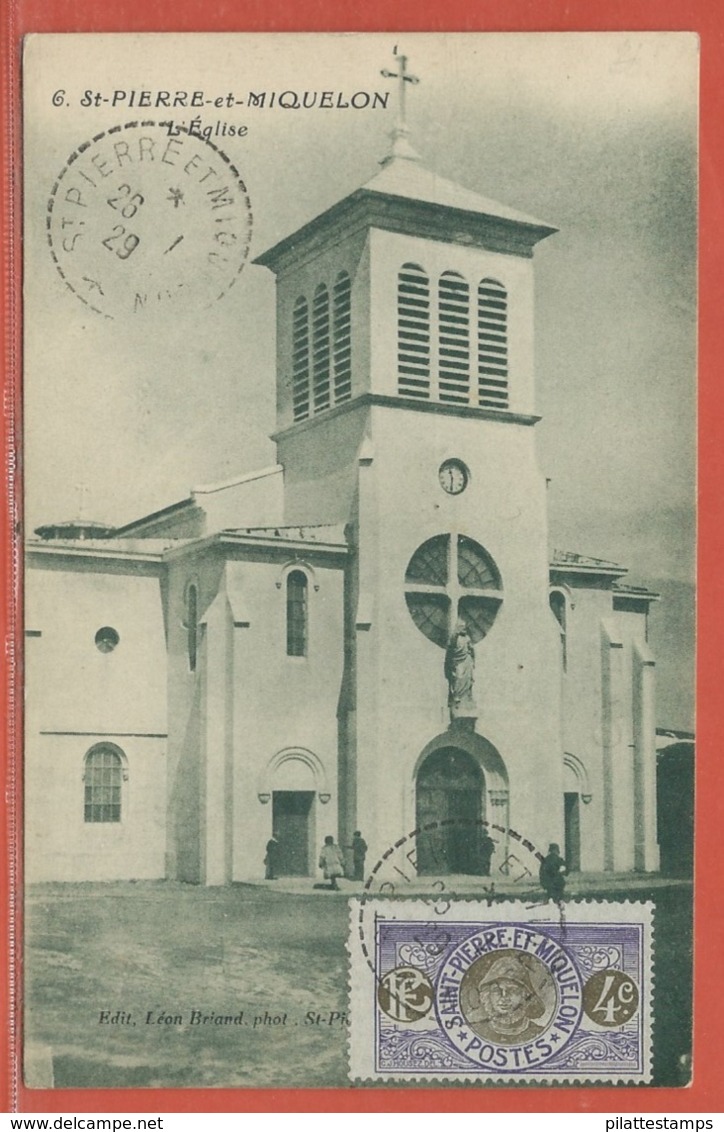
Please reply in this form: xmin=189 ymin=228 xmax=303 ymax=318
xmin=272 ymin=791 xmax=315 ymax=876
xmin=415 ymin=748 xmax=483 ymax=875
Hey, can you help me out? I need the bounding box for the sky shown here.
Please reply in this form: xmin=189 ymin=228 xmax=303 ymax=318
xmin=22 ymin=32 xmax=698 ymax=728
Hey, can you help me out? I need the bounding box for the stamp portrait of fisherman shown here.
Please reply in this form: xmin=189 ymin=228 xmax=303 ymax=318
xmin=462 ymin=952 xmax=551 ymax=1045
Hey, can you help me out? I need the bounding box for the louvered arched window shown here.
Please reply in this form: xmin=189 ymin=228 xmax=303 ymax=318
xmin=477 ymin=278 xmax=509 ymax=408
xmin=333 ymin=271 xmax=352 ymax=404
xmin=397 ymin=263 xmax=431 ymax=399
xmin=312 ymin=285 xmax=331 ymax=414
xmin=438 ymin=272 xmax=471 ymax=404
xmin=292 ymin=296 xmax=310 ymax=422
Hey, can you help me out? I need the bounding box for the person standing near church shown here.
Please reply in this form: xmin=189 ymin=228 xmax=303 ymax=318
xmin=539 ymin=842 xmax=567 ymax=902
xmin=319 ymin=835 xmax=345 ymax=890
xmin=264 ymin=832 xmax=280 ymax=880
xmin=351 ymin=830 xmax=368 ymax=881
xmin=480 ymin=830 xmax=496 ymax=877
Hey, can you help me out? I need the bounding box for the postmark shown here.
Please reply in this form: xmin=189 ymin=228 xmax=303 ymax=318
xmin=348 ymin=900 xmax=653 ymax=1083
xmin=47 ymin=121 xmax=253 ymax=318
xmin=356 ymin=819 xmax=557 ymax=977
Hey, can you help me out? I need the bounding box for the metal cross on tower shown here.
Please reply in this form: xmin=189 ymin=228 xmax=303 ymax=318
xmin=380 ymin=47 xmax=420 ymax=164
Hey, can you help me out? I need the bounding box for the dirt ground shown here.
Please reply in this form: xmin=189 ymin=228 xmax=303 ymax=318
xmin=23 ymin=879 xmax=692 ymax=1090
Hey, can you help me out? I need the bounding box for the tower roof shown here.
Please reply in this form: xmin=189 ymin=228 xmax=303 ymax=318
xmin=254 ymin=154 xmax=558 ymax=272
xmin=360 ymin=157 xmax=554 ymax=230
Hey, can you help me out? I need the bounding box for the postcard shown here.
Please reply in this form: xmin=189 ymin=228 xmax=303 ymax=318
xmin=20 ymin=31 xmax=696 ymax=1091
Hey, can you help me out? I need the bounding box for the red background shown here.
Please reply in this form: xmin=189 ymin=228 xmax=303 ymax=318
xmin=2 ymin=0 xmax=721 ymax=1114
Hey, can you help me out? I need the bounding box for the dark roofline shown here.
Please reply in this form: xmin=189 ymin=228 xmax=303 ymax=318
xmin=114 ymin=495 xmax=197 ymax=535
xmin=254 ymin=188 xmax=557 ymax=274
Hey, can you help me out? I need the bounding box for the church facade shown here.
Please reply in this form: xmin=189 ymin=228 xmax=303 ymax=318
xmin=25 ymin=131 xmax=660 ymax=885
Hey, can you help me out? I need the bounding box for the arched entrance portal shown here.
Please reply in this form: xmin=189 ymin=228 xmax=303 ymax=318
xmin=416 ymin=747 xmax=484 ymax=875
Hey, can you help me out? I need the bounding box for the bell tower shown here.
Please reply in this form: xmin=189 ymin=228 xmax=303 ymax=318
xmin=254 ymin=52 xmax=565 ymax=865
xmin=254 ymin=50 xmax=556 ymax=524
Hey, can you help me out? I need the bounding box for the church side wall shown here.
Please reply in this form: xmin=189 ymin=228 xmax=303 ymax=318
xmin=195 ymin=466 xmax=285 ymax=533
xmin=558 ymin=585 xmax=658 ymax=873
xmin=557 ymin=584 xmax=610 ymax=873
xmin=278 ymin=405 xmax=369 ymax=527
xmin=165 ymin=548 xmax=345 ymax=884
xmin=24 ymin=558 xmax=168 ymax=882
xmin=166 ymin=550 xmax=227 ymax=883
xmin=25 ymin=734 xmax=166 ymax=882
xmin=228 ymin=555 xmax=345 ymax=882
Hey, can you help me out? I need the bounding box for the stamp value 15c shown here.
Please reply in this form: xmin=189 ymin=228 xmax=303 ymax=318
xmin=348 ymin=900 xmax=653 ymax=1084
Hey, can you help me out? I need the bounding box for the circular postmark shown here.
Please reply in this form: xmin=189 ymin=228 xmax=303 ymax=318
xmin=582 ymin=969 xmax=640 ymax=1028
xmin=357 ymin=818 xmax=551 ymax=977
xmin=377 ymin=966 xmax=434 ymax=1024
xmin=437 ymin=925 xmax=584 ymax=1069
xmin=47 ymin=122 xmax=253 ymax=319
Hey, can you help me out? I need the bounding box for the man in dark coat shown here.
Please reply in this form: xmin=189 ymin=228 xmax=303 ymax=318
xmin=480 ymin=831 xmax=496 ymax=877
xmin=539 ymin=842 xmax=566 ymax=902
xmin=264 ymin=833 xmax=280 ymax=880
xmin=351 ymin=830 xmax=368 ymax=881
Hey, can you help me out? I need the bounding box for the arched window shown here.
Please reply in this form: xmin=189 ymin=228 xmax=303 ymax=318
xmin=549 ymin=590 xmax=567 ymax=670
xmin=292 ymin=296 xmax=310 ymax=421
xmin=477 ymin=278 xmax=509 ymax=409
xmin=185 ymin=582 xmax=198 ymax=673
xmin=438 ymin=272 xmax=471 ymax=404
xmin=312 ymin=284 xmax=331 ymax=414
xmin=332 ymin=271 xmax=352 ymax=404
xmin=84 ymin=744 xmax=124 ymax=823
xmin=397 ymin=263 xmax=431 ymax=399
xmin=286 ymin=570 xmax=308 ymax=657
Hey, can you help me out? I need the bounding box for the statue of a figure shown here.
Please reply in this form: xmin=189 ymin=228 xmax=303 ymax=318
xmin=444 ymin=619 xmax=476 ymax=719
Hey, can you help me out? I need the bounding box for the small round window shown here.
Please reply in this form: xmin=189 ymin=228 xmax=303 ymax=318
xmin=95 ymin=626 xmax=120 ymax=653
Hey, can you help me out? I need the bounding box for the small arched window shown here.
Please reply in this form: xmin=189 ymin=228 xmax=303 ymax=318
xmin=312 ymin=284 xmax=331 ymax=414
xmin=397 ymin=263 xmax=431 ymax=399
xmin=292 ymin=296 xmax=310 ymax=422
xmin=333 ymin=271 xmax=352 ymax=404
xmin=286 ymin=570 xmax=308 ymax=657
xmin=478 ymin=278 xmax=509 ymax=409
xmin=549 ymin=590 xmax=567 ymax=671
xmin=84 ymin=744 xmax=124 ymax=823
xmin=185 ymin=582 xmax=198 ymax=673
xmin=438 ymin=271 xmax=470 ymax=404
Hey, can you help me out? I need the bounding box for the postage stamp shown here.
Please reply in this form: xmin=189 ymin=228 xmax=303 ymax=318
xmin=349 ymin=900 xmax=653 ymax=1083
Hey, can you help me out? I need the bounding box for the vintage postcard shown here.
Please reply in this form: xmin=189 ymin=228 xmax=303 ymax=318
xmin=20 ymin=32 xmax=696 ymax=1091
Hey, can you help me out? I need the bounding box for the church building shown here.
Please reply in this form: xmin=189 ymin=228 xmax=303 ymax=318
xmin=25 ymin=71 xmax=661 ymax=885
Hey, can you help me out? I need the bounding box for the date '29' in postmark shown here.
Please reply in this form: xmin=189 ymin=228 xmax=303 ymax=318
xmin=47 ymin=121 xmax=253 ymax=319
xmin=348 ymin=900 xmax=652 ymax=1084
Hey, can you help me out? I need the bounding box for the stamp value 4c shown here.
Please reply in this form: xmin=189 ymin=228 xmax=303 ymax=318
xmin=349 ymin=900 xmax=653 ymax=1083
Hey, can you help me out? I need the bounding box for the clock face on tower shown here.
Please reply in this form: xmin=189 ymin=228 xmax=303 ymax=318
xmin=438 ymin=459 xmax=469 ymax=495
